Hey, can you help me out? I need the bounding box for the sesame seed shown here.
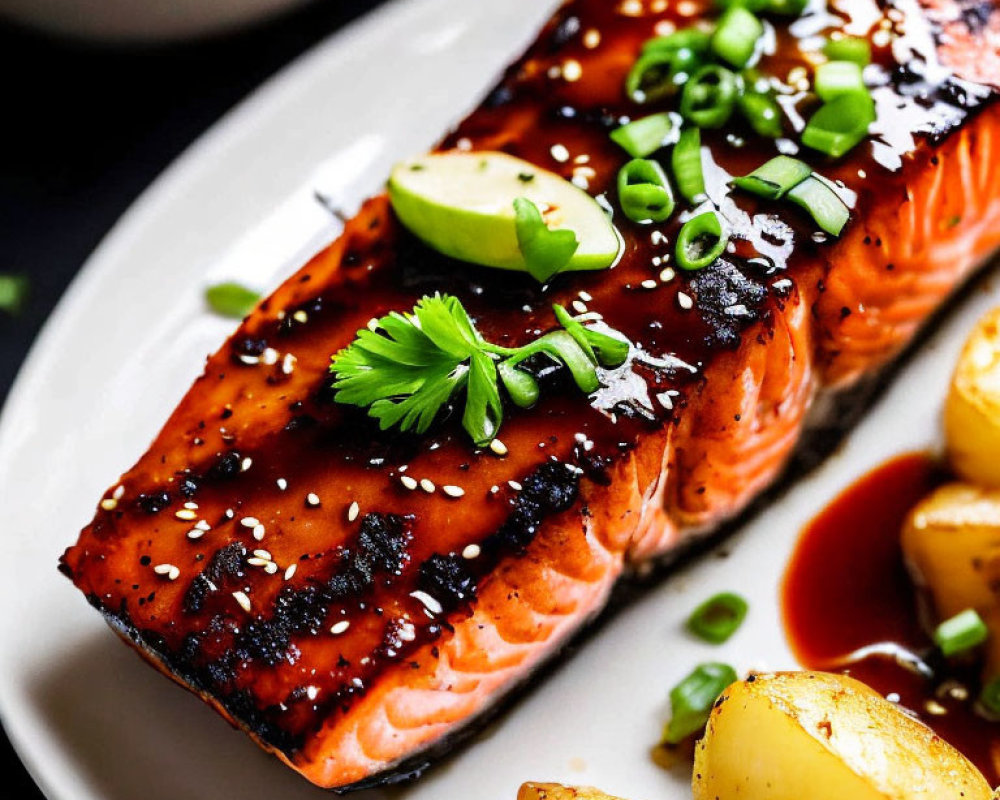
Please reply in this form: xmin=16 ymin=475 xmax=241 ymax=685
xmin=924 ymin=700 xmax=947 ymax=716
xmin=284 ymin=564 xmax=297 ymax=581
xmin=419 ymin=478 xmax=436 ymax=493
xmin=410 ymin=590 xmax=444 ymax=615
xmin=677 ymin=292 xmax=694 ymax=310
xmin=240 ymin=517 xmax=260 ymax=528
xmin=247 ymin=557 xmax=269 ymax=567
xmin=195 ymin=519 xmax=211 ymax=531
xmin=261 ymin=348 xmax=279 ymax=366
xmin=562 ymin=59 xmax=583 ymax=82
xmin=276 ymin=478 xmax=288 ymax=490
xmin=659 ymin=267 xmax=676 ymax=282
xmin=281 ymin=353 xmax=297 ymax=375
xmin=490 ymin=485 xmax=500 ymax=494
xmin=572 ymin=299 xmax=588 ymax=314
xmin=400 ymin=475 xmax=418 ymax=491
xmin=113 ymin=485 xmax=125 ymax=500
xmin=551 ymin=144 xmax=570 ymax=163
xmin=442 ymin=485 xmax=465 ymax=498
xmin=186 ymin=528 xmax=205 ymax=540
xmin=253 ymin=549 xmax=272 ymax=560
xmin=183 ymin=501 xmax=199 ymax=510
xmin=347 ymin=501 xmax=360 ymax=522
xmin=618 ymin=0 xmax=643 ymax=16
xmin=641 ymin=279 xmax=658 ymax=290
xmin=886 ymin=692 xmax=901 ymax=703
xmin=154 ymin=564 xmax=180 ymax=581
xmin=238 ymin=354 xmax=260 ymax=365
xmin=397 ymin=621 xmax=417 ymax=642
xmin=100 ymin=498 xmax=118 ymax=511
xmin=306 ymin=493 xmax=321 ymax=507
xmin=366 ymin=317 xmax=380 ymax=332
xmin=574 ymin=432 xmax=587 ymax=443
xmin=547 ymin=64 xmax=563 ymax=80
xmin=651 ymin=230 xmax=667 ymax=245
xmin=232 ymin=591 xmax=252 ymax=613
xmin=253 ymin=524 xmax=266 ymax=541
xmin=462 ymin=544 xmax=481 ymax=559
xmin=306 ymin=685 xmax=319 ymax=700
xmin=175 ymin=509 xmax=197 ymax=521
xmin=508 ymin=480 xmax=523 ymax=491
xmin=583 ymin=29 xmax=601 ymax=48
xmin=857 ymin=169 xmax=867 ymax=179
xmin=330 ymin=620 xmax=351 ymax=635
xmin=293 ymin=310 xmax=309 ymax=324
xmin=490 ymin=439 xmax=508 ymax=456
xmin=224 ymin=508 xmax=235 ymax=519
xmin=241 ymin=457 xmax=253 ymax=472
xmin=264 ymin=561 xmax=278 ymax=575
xmin=578 ymin=290 xmax=593 ymax=302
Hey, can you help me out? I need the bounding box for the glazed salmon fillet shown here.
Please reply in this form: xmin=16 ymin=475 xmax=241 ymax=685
xmin=61 ymin=0 xmax=1000 ymax=790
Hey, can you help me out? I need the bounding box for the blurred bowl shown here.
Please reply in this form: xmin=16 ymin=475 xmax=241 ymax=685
xmin=0 ymin=0 xmax=314 ymax=43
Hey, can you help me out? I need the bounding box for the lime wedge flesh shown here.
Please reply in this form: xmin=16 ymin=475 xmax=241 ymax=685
xmin=388 ymin=151 xmax=621 ymax=273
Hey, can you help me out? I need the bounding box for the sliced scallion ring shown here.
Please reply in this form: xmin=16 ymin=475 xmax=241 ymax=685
xmin=786 ymin=175 xmax=850 ymax=235
xmin=737 ymin=90 xmax=783 ymax=138
xmin=672 ymin=127 xmax=706 ymax=202
xmin=676 ymin=210 xmax=729 ymax=270
xmin=626 ymin=51 xmax=684 ymax=104
xmin=663 ymin=662 xmax=738 ymax=744
xmin=642 ymin=28 xmax=713 ymax=57
xmin=617 ymin=158 xmax=676 ymax=223
xmin=823 ymin=36 xmax=871 ymax=66
xmin=205 ymin=282 xmax=261 ymax=319
xmin=610 ymin=112 xmax=679 ymax=158
xmin=711 ymin=6 xmax=764 ymax=68
xmin=680 ymin=65 xmax=739 ymax=129
xmin=801 ymin=92 xmax=875 ymax=158
xmin=687 ymin=592 xmax=749 ymax=643
xmin=980 ymin=677 xmax=1000 ymax=716
xmin=733 ymin=155 xmax=812 ymax=199
xmin=814 ymin=60 xmax=866 ymax=102
xmin=933 ymin=608 xmax=990 ymax=657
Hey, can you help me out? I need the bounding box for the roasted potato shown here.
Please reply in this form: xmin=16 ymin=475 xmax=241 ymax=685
xmin=517 ymin=783 xmax=626 ymax=800
xmin=945 ymin=307 xmax=1000 ymax=487
xmin=692 ymin=671 xmax=992 ymax=800
xmin=901 ymin=482 xmax=1000 ymax=675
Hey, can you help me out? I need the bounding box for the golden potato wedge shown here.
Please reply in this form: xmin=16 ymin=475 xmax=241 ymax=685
xmin=517 ymin=783 xmax=626 ymax=800
xmin=945 ymin=307 xmax=1000 ymax=487
xmin=901 ymin=482 xmax=1000 ymax=675
xmin=692 ymin=671 xmax=992 ymax=800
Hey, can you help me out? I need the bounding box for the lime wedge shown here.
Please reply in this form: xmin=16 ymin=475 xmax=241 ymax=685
xmin=387 ymin=151 xmax=621 ymax=274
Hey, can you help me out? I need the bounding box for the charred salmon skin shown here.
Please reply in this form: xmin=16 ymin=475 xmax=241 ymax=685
xmin=61 ymin=0 xmax=1000 ymax=790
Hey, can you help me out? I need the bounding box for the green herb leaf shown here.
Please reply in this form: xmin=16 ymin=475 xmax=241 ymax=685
xmin=205 ymin=282 xmax=261 ymax=319
xmin=513 ymin=197 xmax=580 ymax=283
xmin=0 ymin=274 xmax=29 ymax=316
xmin=330 ymin=294 xmax=631 ymax=446
xmin=687 ymin=592 xmax=749 ymax=643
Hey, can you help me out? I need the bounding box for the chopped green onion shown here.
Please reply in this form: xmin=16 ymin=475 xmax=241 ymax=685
xmin=610 ymin=113 xmax=679 ymax=158
xmin=814 ymin=60 xmax=866 ymax=102
xmin=676 ymin=210 xmax=729 ymax=271
xmin=823 ymin=36 xmax=871 ymax=66
xmin=617 ymin=158 xmax=676 ymax=224
xmin=787 ymin=175 xmax=850 ymax=236
xmin=733 ymin=155 xmax=812 ymax=199
xmin=513 ymin=197 xmax=579 ymax=283
xmin=801 ymin=92 xmax=875 ymax=158
xmin=0 ymin=274 xmax=29 ymax=315
xmin=626 ymin=51 xmax=683 ymax=104
xmin=553 ymin=303 xmax=630 ymax=367
xmin=715 ymin=0 xmax=807 ymax=15
xmin=687 ymin=593 xmax=749 ymax=644
xmin=663 ymin=662 xmax=738 ymax=744
xmin=205 ymin=282 xmax=261 ymax=319
xmin=711 ymin=6 xmax=764 ymax=69
xmin=737 ymin=90 xmax=783 ymax=138
xmin=642 ymin=28 xmax=713 ymax=57
xmin=933 ymin=608 xmax=990 ymax=657
xmin=980 ymin=677 xmax=1000 ymax=716
xmin=680 ymin=65 xmax=739 ymax=129
xmin=672 ymin=128 xmax=706 ymax=202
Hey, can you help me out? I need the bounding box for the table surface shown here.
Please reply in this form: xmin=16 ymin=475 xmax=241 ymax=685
xmin=0 ymin=2 xmax=385 ymax=796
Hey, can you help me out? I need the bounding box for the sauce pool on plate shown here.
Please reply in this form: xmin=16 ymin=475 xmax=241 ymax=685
xmin=782 ymin=452 xmax=1000 ymax=783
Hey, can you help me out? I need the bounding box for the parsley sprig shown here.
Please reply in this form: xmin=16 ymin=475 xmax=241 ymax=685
xmin=329 ymin=293 xmax=629 ymax=446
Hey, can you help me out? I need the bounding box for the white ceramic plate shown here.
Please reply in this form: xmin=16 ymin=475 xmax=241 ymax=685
xmin=1 ymin=1 xmax=997 ymax=799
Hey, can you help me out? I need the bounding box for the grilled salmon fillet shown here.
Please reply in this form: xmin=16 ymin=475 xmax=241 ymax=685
xmin=61 ymin=0 xmax=1000 ymax=790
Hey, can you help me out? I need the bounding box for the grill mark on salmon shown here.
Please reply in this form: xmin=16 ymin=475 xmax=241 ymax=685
xmin=60 ymin=0 xmax=1000 ymax=790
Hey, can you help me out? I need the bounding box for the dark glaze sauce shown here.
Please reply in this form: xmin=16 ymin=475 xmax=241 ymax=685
xmin=62 ymin=0 xmax=998 ymax=760
xmin=783 ymin=453 xmax=1000 ymax=783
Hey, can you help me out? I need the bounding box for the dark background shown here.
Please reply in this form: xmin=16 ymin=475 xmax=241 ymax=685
xmin=0 ymin=1 xmax=384 ymax=795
